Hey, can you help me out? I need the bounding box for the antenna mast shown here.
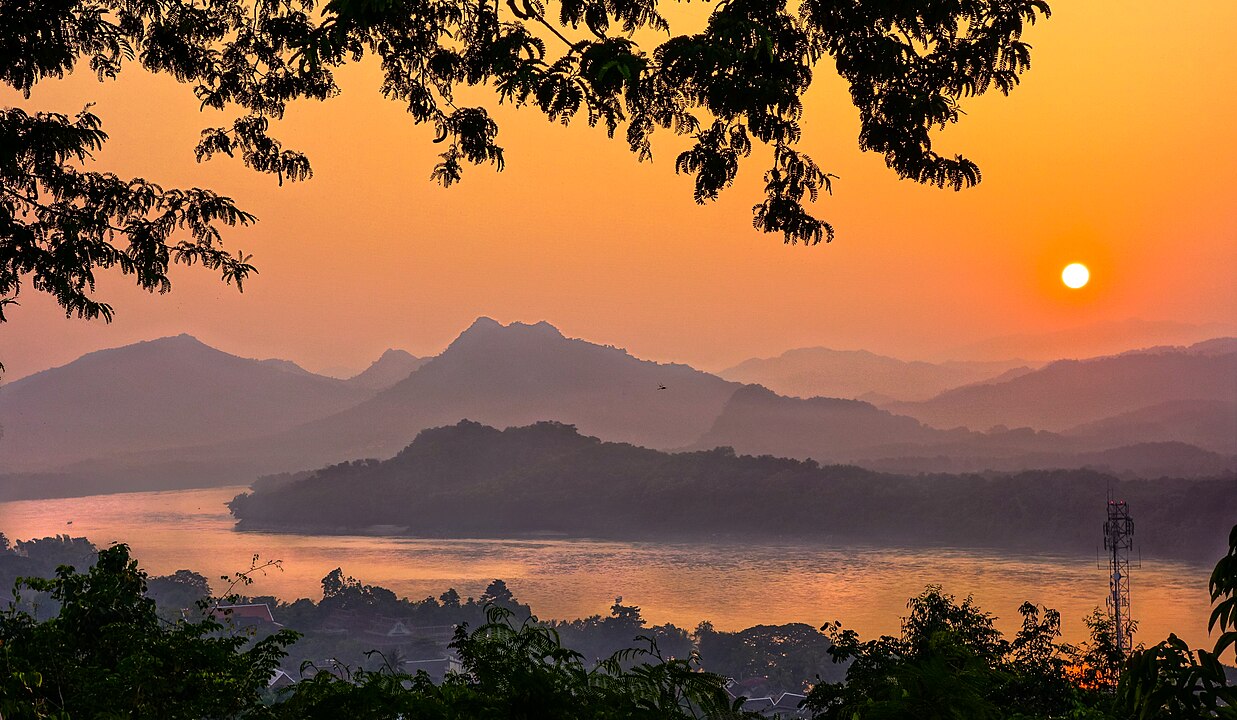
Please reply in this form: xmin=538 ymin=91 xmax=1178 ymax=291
xmin=1104 ymin=496 xmax=1135 ymax=654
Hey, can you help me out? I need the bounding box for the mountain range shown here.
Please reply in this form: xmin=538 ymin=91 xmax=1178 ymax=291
xmin=945 ymin=318 xmax=1237 ymax=362
xmin=1 ymin=319 xmax=1233 ymax=500
xmin=719 ymin=348 xmax=1034 ymax=403
xmin=885 ymin=339 xmax=1237 ymax=440
xmin=257 ymin=317 xmax=741 ymax=464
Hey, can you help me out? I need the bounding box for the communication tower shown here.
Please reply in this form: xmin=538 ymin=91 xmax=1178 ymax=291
xmin=1104 ymin=497 xmax=1135 ymax=655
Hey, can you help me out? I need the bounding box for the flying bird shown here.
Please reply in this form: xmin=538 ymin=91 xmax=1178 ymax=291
xmin=657 ymin=384 xmax=667 ymax=390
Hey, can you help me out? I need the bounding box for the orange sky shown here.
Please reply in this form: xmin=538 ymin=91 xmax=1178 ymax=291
xmin=2 ymin=0 xmax=1235 ymax=379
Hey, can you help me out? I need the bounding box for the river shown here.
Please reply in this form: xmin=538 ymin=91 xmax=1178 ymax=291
xmin=0 ymin=485 xmax=1218 ymax=649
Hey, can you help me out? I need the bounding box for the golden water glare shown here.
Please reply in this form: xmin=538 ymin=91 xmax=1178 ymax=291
xmin=0 ymin=486 xmax=1214 ymax=648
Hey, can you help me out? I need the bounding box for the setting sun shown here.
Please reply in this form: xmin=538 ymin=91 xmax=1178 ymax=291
xmin=1062 ymin=263 xmax=1091 ymax=289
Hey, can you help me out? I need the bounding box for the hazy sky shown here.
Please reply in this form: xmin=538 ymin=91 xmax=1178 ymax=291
xmin=2 ymin=0 xmax=1235 ymax=379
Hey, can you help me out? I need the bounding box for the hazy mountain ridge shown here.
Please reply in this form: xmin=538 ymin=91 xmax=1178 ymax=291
xmin=255 ymin=358 xmax=318 ymax=376
xmin=887 ymin=341 xmax=1237 ymax=439
xmin=345 ymin=349 xmax=430 ymax=390
xmin=239 ymin=317 xmax=742 ymax=468
xmin=4 ymin=322 xmax=1234 ymax=500
xmin=720 ymin=348 xmax=1034 ymax=402
xmin=689 ymin=385 xmax=1236 ymax=476
xmin=0 ymin=334 xmax=373 ymax=472
xmin=229 ymin=420 xmax=1237 ymax=562
xmin=947 ymin=319 xmax=1237 ymax=362
xmin=1106 ymin=337 xmax=1237 ymax=358
xmin=1064 ymin=400 xmax=1237 ymax=455
xmin=7 ymin=317 xmax=743 ymax=491
xmin=691 ymin=384 xmax=962 ymax=460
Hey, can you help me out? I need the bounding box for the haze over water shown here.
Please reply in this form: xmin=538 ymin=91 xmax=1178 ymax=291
xmin=0 ymin=486 xmax=1214 ymax=649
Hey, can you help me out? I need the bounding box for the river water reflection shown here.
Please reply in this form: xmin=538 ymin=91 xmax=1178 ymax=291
xmin=0 ymin=486 xmax=1216 ymax=648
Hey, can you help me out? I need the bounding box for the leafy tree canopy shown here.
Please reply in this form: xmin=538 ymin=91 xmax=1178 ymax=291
xmin=805 ymin=587 xmax=1088 ymax=720
xmin=1113 ymin=523 xmax=1237 ymax=719
xmin=0 ymin=0 xmax=1050 ymax=343
xmin=806 ymin=525 xmax=1237 ymax=720
xmin=0 ymin=543 xmax=297 ymax=720
xmin=1 ymin=544 xmax=747 ymax=720
xmin=2 ymin=525 xmax=1236 ymax=719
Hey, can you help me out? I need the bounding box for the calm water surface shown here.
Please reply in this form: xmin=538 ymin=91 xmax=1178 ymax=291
xmin=0 ymin=486 xmax=1215 ymax=648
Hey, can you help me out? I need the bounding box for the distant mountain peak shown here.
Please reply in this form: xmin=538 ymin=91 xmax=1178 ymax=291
xmin=782 ymin=346 xmax=882 ymax=361
xmin=346 ymin=348 xmax=428 ymax=391
xmin=257 ymin=358 xmax=316 ymax=376
xmin=465 ymin=316 xmax=504 ymax=333
xmin=376 ymin=348 xmax=415 ymax=361
xmin=729 ymin=382 xmax=882 ymax=411
xmin=448 ymin=317 xmax=567 ymax=351
xmin=149 ymin=333 xmax=209 ymax=347
xmin=509 ymin=320 xmax=564 ymax=338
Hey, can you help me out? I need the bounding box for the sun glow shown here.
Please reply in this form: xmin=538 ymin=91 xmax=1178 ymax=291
xmin=1062 ymin=263 xmax=1090 ymax=289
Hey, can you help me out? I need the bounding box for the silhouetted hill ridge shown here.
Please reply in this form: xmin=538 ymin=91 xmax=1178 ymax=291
xmin=229 ymin=420 xmax=1237 ymax=561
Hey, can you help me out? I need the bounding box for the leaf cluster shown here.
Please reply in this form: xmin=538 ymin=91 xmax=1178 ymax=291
xmin=0 ymin=107 xmax=257 ymax=329
xmin=805 ymin=586 xmax=1089 ymax=720
xmin=0 ymin=543 xmax=297 ymax=719
xmin=261 ymin=604 xmax=751 ymax=719
xmin=1 ymin=0 xmax=1051 ymax=343
xmin=1113 ymin=523 xmax=1237 ymax=719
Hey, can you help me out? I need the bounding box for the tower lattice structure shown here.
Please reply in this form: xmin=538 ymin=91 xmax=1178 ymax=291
xmin=1104 ymin=498 xmax=1135 ymax=655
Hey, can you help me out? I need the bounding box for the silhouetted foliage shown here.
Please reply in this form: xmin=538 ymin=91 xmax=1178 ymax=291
xmin=227 ymin=566 xmax=533 ymax=672
xmin=549 ymin=597 xmax=693 ymax=668
xmin=0 ymin=535 xmax=100 ymax=618
xmin=271 ymin=606 xmax=749 ymax=720
xmin=0 ymin=105 xmax=256 ymax=340
xmin=695 ymin=621 xmax=843 ymax=692
xmin=802 ymin=526 xmax=1237 ymax=720
xmin=10 ymin=535 xmax=96 ymax=572
xmin=804 ymin=587 xmax=1092 ymax=720
xmin=1116 ymin=635 xmax=1237 ymax=720
xmin=145 ymin=569 xmax=213 ymax=619
xmin=1210 ymin=524 xmax=1237 ymax=660
xmin=1 ymin=0 xmax=1052 ymax=346
xmin=1113 ymin=523 xmax=1237 ymax=719
xmin=0 ymin=544 xmax=297 ymax=719
xmin=0 ymin=543 xmax=752 ymax=719
xmin=320 ymin=567 xmax=399 ymax=609
xmin=2 ymin=527 xmax=1236 ymax=719
xmin=1071 ymin=607 xmax=1132 ymax=692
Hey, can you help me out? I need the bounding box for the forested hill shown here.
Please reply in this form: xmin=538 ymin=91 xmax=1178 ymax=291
xmin=229 ymin=421 xmax=1237 ymax=561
